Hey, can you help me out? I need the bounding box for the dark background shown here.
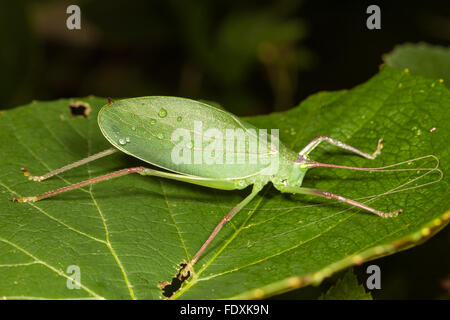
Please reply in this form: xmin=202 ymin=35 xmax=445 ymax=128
xmin=1 ymin=0 xmax=449 ymax=299
xmin=2 ymin=0 xmax=449 ymax=114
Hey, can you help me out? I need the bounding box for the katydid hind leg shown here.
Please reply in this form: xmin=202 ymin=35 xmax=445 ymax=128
xmin=21 ymin=147 xmax=118 ymax=182
xmin=13 ymin=166 xmax=241 ymax=202
xmin=282 ymin=186 xmax=402 ymax=218
xmin=13 ymin=166 xmax=146 ymax=202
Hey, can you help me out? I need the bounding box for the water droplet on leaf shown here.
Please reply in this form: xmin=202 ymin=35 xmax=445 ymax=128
xmin=158 ymin=108 xmax=167 ymax=118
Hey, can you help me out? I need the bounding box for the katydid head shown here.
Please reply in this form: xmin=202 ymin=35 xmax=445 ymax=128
xmin=271 ymin=153 xmax=312 ymax=190
xmin=287 ymin=154 xmax=315 ymax=186
xmin=295 ymin=153 xmax=314 ymax=167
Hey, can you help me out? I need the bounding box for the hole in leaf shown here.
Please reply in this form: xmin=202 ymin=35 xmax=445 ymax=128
xmin=159 ymin=262 xmax=190 ymax=298
xmin=69 ymin=101 xmax=91 ymax=118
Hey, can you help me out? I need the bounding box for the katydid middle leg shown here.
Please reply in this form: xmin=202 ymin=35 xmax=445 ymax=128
xmin=182 ymin=184 xmax=263 ymax=275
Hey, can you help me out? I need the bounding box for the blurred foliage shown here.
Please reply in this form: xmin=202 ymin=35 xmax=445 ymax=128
xmin=358 ymin=225 xmax=450 ymax=300
xmin=3 ymin=0 xmax=448 ymax=115
xmin=384 ymin=42 xmax=450 ymax=87
xmin=319 ymin=269 xmax=372 ymax=300
xmin=0 ymin=1 xmax=35 ymax=108
xmin=0 ymin=0 xmax=313 ymax=114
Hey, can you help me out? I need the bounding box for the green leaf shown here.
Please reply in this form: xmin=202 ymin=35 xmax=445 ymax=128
xmin=319 ymin=269 xmax=372 ymax=300
xmin=384 ymin=43 xmax=450 ymax=87
xmin=0 ymin=66 xmax=449 ymax=300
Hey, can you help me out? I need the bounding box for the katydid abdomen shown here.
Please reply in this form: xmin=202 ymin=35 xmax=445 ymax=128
xmin=98 ymin=96 xmax=291 ymax=184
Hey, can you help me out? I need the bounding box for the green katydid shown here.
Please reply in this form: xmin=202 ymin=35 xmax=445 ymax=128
xmin=13 ymin=96 xmax=404 ymax=281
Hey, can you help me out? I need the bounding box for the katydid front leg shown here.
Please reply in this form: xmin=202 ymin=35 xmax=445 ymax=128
xmin=279 ymin=186 xmax=402 ymax=218
xmin=293 ymin=136 xmax=402 ymax=216
xmin=298 ymin=136 xmax=383 ymax=161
